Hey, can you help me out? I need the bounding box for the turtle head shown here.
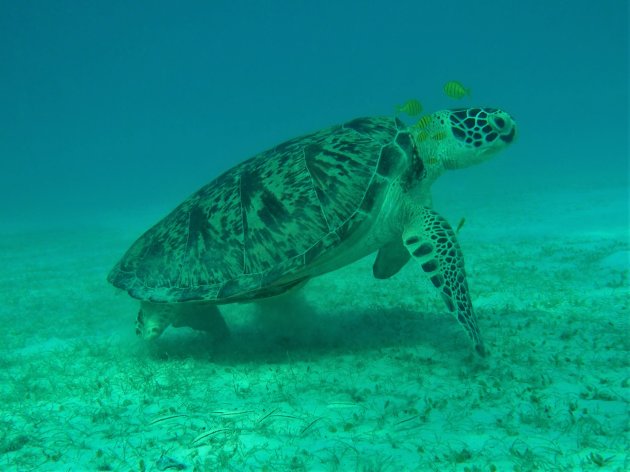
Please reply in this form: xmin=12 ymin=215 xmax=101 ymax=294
xmin=412 ymin=107 xmax=516 ymax=174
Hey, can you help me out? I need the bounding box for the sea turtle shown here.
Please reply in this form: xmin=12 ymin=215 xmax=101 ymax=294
xmin=108 ymin=107 xmax=517 ymax=356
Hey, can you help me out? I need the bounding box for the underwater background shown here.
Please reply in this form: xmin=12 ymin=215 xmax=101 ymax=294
xmin=0 ymin=1 xmax=627 ymax=471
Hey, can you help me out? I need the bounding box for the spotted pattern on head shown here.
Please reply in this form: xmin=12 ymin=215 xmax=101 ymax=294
xmin=108 ymin=117 xmax=415 ymax=302
xmin=449 ymin=108 xmax=516 ymax=148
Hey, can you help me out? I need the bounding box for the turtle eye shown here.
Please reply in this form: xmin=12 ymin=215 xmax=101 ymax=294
xmin=487 ymin=111 xmax=517 ymax=143
xmin=489 ymin=113 xmax=510 ymax=133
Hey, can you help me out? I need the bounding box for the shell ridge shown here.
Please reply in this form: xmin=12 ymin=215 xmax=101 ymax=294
xmin=302 ymin=147 xmax=333 ymax=232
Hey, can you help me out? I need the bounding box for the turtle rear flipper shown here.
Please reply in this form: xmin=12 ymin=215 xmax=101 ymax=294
xmin=402 ymin=207 xmax=486 ymax=356
xmin=172 ymin=304 xmax=230 ymax=340
xmin=137 ymin=302 xmax=229 ymax=341
xmin=136 ymin=302 xmax=175 ymax=340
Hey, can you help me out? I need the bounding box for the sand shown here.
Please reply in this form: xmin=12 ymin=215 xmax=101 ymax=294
xmin=0 ymin=184 xmax=628 ymax=471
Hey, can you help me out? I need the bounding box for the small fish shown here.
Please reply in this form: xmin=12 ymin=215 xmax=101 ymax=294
xmin=417 ymin=130 xmax=430 ymax=141
xmin=455 ymin=217 xmax=466 ymax=234
xmin=415 ymin=115 xmax=432 ymax=129
xmin=396 ymin=99 xmax=423 ymax=116
xmin=432 ymin=131 xmax=448 ymax=141
xmin=443 ymin=81 xmax=470 ymax=99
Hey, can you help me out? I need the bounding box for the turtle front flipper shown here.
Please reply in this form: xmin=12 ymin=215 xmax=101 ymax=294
xmin=372 ymin=240 xmax=411 ymax=279
xmin=403 ymin=207 xmax=486 ymax=356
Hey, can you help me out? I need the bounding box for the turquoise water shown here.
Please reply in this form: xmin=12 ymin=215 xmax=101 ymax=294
xmin=0 ymin=1 xmax=627 ymax=470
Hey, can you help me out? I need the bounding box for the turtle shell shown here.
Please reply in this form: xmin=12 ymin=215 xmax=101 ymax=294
xmin=108 ymin=116 xmax=419 ymax=303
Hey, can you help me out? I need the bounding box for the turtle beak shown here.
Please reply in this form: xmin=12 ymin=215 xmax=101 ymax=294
xmin=501 ymin=124 xmax=517 ymax=143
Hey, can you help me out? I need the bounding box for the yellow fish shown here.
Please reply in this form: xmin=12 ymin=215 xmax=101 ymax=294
xmin=432 ymin=131 xmax=448 ymax=141
xmin=455 ymin=217 xmax=466 ymax=234
xmin=396 ymin=99 xmax=423 ymax=116
xmin=414 ymin=115 xmax=432 ymax=129
xmin=417 ymin=130 xmax=430 ymax=141
xmin=443 ymin=81 xmax=470 ymax=99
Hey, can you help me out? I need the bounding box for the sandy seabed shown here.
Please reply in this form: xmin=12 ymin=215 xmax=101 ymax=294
xmin=0 ymin=185 xmax=628 ymax=471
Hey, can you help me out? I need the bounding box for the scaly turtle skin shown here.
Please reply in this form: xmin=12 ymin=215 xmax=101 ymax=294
xmin=108 ymin=107 xmax=517 ymax=355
